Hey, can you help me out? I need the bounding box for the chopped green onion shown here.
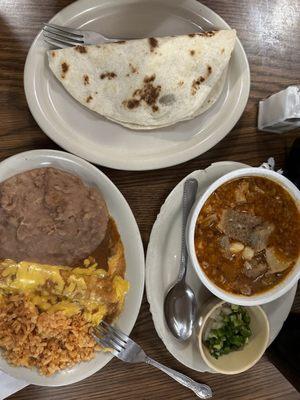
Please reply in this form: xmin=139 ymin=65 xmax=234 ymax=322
xmin=204 ymin=304 xmax=252 ymax=359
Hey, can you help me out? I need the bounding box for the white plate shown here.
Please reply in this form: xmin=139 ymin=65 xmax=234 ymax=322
xmin=146 ymin=161 xmax=297 ymax=372
xmin=0 ymin=150 xmax=145 ymax=386
xmin=24 ymin=0 xmax=250 ymax=171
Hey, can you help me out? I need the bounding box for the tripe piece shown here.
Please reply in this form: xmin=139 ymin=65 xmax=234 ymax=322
xmin=218 ymin=209 xmax=274 ymax=252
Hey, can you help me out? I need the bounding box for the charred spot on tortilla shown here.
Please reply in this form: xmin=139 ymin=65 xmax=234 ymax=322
xmin=100 ymin=72 xmax=117 ymax=80
xmin=143 ymin=74 xmax=156 ymax=83
xmin=191 ymin=65 xmax=212 ymax=95
xmin=152 ymin=105 xmax=159 ymax=112
xmin=178 ymin=81 xmax=184 ymax=87
xmin=51 ymin=51 xmax=56 ymax=58
xmin=83 ymin=74 xmax=90 ymax=85
xmin=129 ymin=63 xmax=138 ymax=74
xmin=141 ymin=83 xmax=161 ymax=106
xmin=61 ymin=63 xmax=69 ymax=73
xmin=149 ymin=37 xmax=158 ymax=52
xmin=159 ymin=94 xmax=176 ymax=106
xmin=75 ymin=45 xmax=87 ymax=53
xmin=86 ymin=95 xmax=93 ymax=103
xmin=188 ymin=33 xmax=195 ymax=37
xmin=116 ymin=40 xmax=126 ymax=44
xmin=198 ymin=31 xmax=216 ymax=37
xmin=123 ymin=99 xmax=140 ymax=109
xmin=191 ymin=76 xmax=205 ymax=95
xmin=123 ymin=80 xmax=161 ymax=110
xmin=190 ymin=50 xmax=195 ymax=56
xmin=61 ymin=62 xmax=69 ymax=78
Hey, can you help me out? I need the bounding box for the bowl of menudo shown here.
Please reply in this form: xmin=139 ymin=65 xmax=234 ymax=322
xmin=187 ymin=167 xmax=300 ymax=306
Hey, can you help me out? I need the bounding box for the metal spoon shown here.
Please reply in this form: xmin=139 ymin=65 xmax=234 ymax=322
xmin=164 ymin=178 xmax=198 ymax=341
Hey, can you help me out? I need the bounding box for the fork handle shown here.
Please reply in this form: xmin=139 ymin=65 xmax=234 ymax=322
xmin=145 ymin=357 xmax=212 ymax=399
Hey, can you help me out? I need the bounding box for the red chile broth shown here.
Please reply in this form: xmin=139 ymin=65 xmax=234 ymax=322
xmin=195 ymin=177 xmax=300 ymax=296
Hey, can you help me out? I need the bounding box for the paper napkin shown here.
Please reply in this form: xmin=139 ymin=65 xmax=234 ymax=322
xmin=0 ymin=372 xmax=27 ymax=400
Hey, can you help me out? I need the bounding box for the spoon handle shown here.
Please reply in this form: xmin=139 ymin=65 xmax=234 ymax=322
xmin=178 ymin=178 xmax=198 ymax=281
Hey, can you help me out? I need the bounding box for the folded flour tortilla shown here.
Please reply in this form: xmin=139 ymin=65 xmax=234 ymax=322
xmin=115 ymin=71 xmax=228 ymax=130
xmin=48 ymin=30 xmax=236 ymax=130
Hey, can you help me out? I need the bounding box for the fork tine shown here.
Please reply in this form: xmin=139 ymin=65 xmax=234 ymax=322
xmin=43 ymin=36 xmax=67 ymax=49
xmin=43 ymin=31 xmax=83 ymax=46
xmin=93 ymin=335 xmax=113 ymax=349
xmin=101 ymin=321 xmax=129 ymax=342
xmin=95 ymin=326 xmax=126 ymax=350
xmin=43 ymin=25 xmax=83 ymax=41
xmin=94 ymin=330 xmax=124 ymax=353
xmin=92 ymin=334 xmax=119 ymax=356
xmin=96 ymin=325 xmax=126 ymax=348
xmin=43 ymin=22 xmax=83 ymax=38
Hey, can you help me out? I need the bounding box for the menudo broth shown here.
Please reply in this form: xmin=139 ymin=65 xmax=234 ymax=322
xmin=195 ymin=177 xmax=300 ymax=296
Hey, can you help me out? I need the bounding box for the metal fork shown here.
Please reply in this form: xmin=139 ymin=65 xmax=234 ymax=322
xmin=43 ymin=23 xmax=123 ymax=48
xmin=93 ymin=321 xmax=212 ymax=399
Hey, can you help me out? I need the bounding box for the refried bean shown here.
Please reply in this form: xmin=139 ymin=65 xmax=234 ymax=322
xmin=0 ymin=167 xmax=109 ymax=266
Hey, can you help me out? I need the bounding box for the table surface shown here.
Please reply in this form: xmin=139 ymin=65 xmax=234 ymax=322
xmin=1 ymin=0 xmax=300 ymax=399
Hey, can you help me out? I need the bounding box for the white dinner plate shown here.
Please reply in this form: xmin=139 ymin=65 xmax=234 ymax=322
xmin=24 ymin=0 xmax=250 ymax=171
xmin=146 ymin=161 xmax=297 ymax=372
xmin=0 ymin=150 xmax=145 ymax=386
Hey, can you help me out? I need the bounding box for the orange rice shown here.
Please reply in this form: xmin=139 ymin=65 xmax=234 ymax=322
xmin=0 ymin=295 xmax=100 ymax=376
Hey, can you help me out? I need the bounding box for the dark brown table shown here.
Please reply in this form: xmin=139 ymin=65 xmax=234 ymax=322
xmin=1 ymin=0 xmax=299 ymax=399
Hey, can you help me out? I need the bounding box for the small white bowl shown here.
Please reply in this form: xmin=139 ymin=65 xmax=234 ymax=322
xmin=187 ymin=167 xmax=300 ymax=306
xmin=198 ymin=299 xmax=269 ymax=374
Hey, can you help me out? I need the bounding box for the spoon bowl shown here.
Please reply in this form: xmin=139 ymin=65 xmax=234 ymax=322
xmin=164 ymin=281 xmax=197 ymax=341
xmin=163 ymin=178 xmax=198 ymax=341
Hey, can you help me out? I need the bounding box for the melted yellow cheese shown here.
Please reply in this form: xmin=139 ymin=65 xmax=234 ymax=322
xmin=0 ymin=259 xmax=129 ymax=325
xmin=113 ymin=276 xmax=130 ymax=301
xmin=83 ymin=304 xmax=108 ymax=325
xmin=0 ymin=260 xmax=67 ymax=293
xmin=48 ymin=301 xmax=82 ymax=317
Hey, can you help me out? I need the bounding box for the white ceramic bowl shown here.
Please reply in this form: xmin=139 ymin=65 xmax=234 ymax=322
xmin=0 ymin=150 xmax=145 ymax=386
xmin=187 ymin=167 xmax=300 ymax=306
xmin=198 ymin=299 xmax=269 ymax=374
